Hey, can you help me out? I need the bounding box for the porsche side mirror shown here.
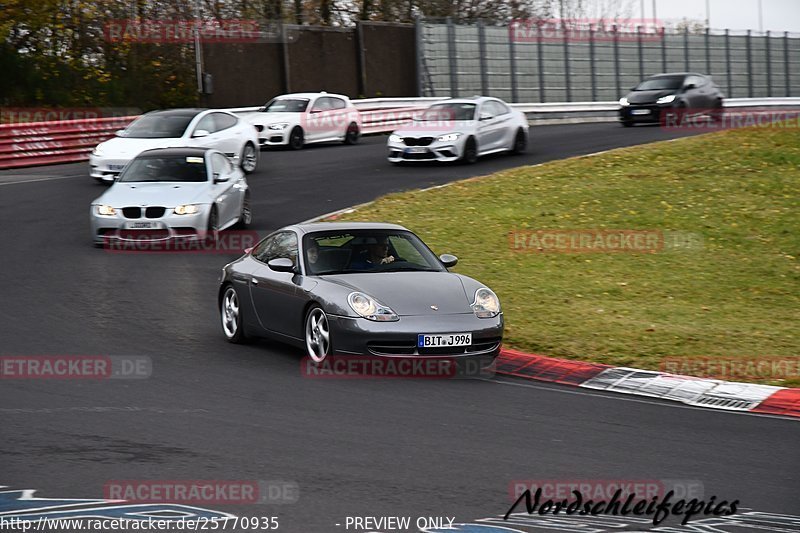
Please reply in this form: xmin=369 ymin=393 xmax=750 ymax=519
xmin=683 ymin=83 xmax=696 ymax=90
xmin=115 ymin=129 xmax=126 ymax=137
xmin=439 ymin=254 xmax=458 ymax=268
xmin=193 ymin=129 xmax=210 ymax=138
xmin=268 ymin=257 xmax=295 ymax=273
xmin=214 ymin=174 xmax=230 ymax=183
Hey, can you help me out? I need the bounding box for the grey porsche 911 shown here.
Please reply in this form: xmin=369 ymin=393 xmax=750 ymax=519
xmin=217 ymin=222 xmax=503 ymax=363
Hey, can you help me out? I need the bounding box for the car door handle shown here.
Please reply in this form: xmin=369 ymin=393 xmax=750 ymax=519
xmin=251 ymin=278 xmax=259 ymax=285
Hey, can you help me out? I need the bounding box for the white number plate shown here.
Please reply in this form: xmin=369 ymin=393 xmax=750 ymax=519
xmin=125 ymin=221 xmax=162 ymax=230
xmin=418 ymin=333 xmax=472 ymax=348
xmin=405 ymin=147 xmax=428 ymax=154
xmin=632 ymin=109 xmax=651 ymax=116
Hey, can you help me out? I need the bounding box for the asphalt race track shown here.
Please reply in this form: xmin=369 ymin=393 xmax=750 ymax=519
xmin=1 ymin=123 xmax=798 ymax=532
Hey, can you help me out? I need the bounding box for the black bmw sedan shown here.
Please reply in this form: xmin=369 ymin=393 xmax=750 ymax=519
xmin=618 ymin=73 xmax=724 ymax=126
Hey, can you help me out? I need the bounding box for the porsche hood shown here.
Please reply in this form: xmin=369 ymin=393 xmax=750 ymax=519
xmin=321 ymin=272 xmax=476 ymax=316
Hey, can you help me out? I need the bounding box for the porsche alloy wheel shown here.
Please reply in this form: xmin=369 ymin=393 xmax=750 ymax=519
xmin=221 ymin=286 xmax=246 ymax=343
xmin=305 ymin=306 xmax=332 ymax=363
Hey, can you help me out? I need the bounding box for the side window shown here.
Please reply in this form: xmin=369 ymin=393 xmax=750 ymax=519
xmin=213 ymin=112 xmax=237 ymax=131
xmin=493 ymin=100 xmax=510 ymax=115
xmin=480 ymin=101 xmax=500 ymax=119
xmin=685 ymin=75 xmax=703 ymax=88
xmin=253 ymin=231 xmax=298 ymax=265
xmin=210 ymin=153 xmax=232 ymax=178
xmin=252 ymin=235 xmax=277 ymax=263
xmin=270 ymin=232 xmax=299 ymax=264
xmin=312 ymin=97 xmax=331 ymax=112
xmin=194 ymin=114 xmax=216 ymax=134
xmin=329 ymin=97 xmax=346 ymax=110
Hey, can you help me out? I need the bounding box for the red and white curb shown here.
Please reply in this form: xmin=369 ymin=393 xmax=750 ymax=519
xmin=496 ymin=349 xmax=800 ymax=418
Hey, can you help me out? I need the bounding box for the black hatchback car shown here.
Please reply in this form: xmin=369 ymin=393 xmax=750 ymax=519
xmin=619 ymin=73 xmax=724 ymax=126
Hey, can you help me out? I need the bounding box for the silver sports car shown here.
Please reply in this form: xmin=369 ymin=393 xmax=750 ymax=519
xmin=90 ymin=147 xmax=251 ymax=246
xmin=218 ymin=222 xmax=503 ymax=363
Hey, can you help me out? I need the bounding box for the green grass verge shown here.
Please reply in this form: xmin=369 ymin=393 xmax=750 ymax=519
xmin=335 ymin=126 xmax=800 ymax=386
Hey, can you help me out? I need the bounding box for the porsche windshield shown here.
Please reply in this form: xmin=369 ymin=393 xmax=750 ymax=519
xmin=634 ymin=76 xmax=684 ymax=91
xmin=417 ymin=103 xmax=476 ymax=122
xmin=262 ymin=99 xmax=309 ymax=112
xmin=304 ymin=230 xmax=446 ymax=275
xmin=118 ymin=155 xmax=208 ymax=183
xmin=122 ymin=113 xmax=195 ymax=138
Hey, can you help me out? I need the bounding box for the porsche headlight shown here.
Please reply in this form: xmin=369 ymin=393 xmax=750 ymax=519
xmin=436 ymin=133 xmax=462 ymax=142
xmin=348 ymin=292 xmax=399 ymax=322
xmin=657 ymin=94 xmax=676 ymax=105
xmin=268 ymin=123 xmax=289 ymax=130
xmin=92 ymin=145 xmax=105 ymax=157
xmin=174 ymin=204 xmax=200 ymax=215
xmin=619 ymin=97 xmax=630 ymax=106
xmin=95 ymin=204 xmax=116 ymax=216
xmin=389 ymin=134 xmax=404 ymax=144
xmin=471 ymin=288 xmax=501 ymax=318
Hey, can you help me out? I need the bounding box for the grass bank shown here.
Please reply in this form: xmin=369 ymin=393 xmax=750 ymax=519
xmin=336 ymin=126 xmax=800 ymax=385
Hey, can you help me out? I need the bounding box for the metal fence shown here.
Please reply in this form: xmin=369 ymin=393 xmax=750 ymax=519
xmin=417 ymin=19 xmax=800 ymax=102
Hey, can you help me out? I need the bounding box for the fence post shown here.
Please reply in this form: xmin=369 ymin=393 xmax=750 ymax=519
xmin=705 ymin=27 xmax=711 ymax=75
xmin=765 ymin=31 xmax=772 ymax=97
xmin=725 ymin=29 xmax=732 ymax=97
xmin=280 ymin=22 xmax=291 ymax=94
xmin=746 ymin=29 xmax=753 ymax=97
xmin=562 ymin=20 xmax=571 ymax=101
xmin=661 ymin=25 xmax=667 ymax=73
xmin=785 ymin=31 xmax=791 ymax=97
xmin=355 ymin=21 xmax=367 ymax=97
xmin=415 ymin=15 xmax=425 ymax=96
xmin=478 ymin=20 xmax=488 ymax=96
xmin=637 ymin=25 xmax=644 ymax=80
xmin=684 ymin=26 xmax=690 ymax=71
xmin=589 ymin=24 xmax=597 ymax=102
xmin=537 ymin=23 xmax=546 ymax=102
xmin=446 ymin=17 xmax=459 ymax=97
xmin=613 ymin=24 xmax=621 ymax=98
xmin=509 ymin=23 xmax=518 ymax=102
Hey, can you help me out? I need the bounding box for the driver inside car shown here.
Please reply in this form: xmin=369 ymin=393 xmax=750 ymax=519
xmin=349 ymin=237 xmax=395 ymax=270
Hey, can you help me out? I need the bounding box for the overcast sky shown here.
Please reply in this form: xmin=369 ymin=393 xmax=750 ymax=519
xmin=636 ymin=0 xmax=800 ymax=33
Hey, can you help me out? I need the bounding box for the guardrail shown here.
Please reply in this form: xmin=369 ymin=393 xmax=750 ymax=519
xmin=0 ymin=116 xmax=136 ymax=170
xmin=2 ymin=97 xmax=798 ymax=170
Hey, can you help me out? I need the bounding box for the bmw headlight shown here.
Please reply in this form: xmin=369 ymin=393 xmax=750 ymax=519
xmin=348 ymin=292 xmax=399 ymax=322
xmin=95 ymin=204 xmax=116 ymax=216
xmin=436 ymin=133 xmax=462 ymax=142
xmin=389 ymin=134 xmax=404 ymax=144
xmin=657 ymin=94 xmax=676 ymax=105
xmin=267 ymin=123 xmax=289 ymax=130
xmin=619 ymin=97 xmax=630 ymax=106
xmin=471 ymin=288 xmax=501 ymax=318
xmin=174 ymin=204 xmax=200 ymax=215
